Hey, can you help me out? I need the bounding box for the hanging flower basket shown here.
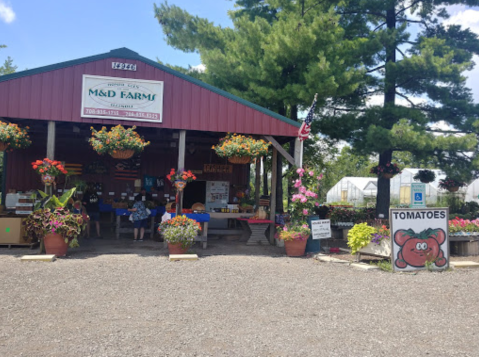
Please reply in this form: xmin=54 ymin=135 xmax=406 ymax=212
xmin=413 ymin=169 xmax=436 ymax=184
xmin=89 ymin=125 xmax=150 ymax=157
xmin=213 ymin=133 xmax=270 ymax=163
xmin=110 ymin=149 xmax=135 ymax=160
xmin=41 ymin=174 xmax=56 ymax=186
xmin=228 ymin=155 xmax=251 ymax=164
xmin=382 ymin=173 xmax=395 ymax=179
xmin=174 ymin=180 xmax=187 ymax=192
xmin=438 ymin=177 xmax=466 ymax=192
xmin=447 ymin=186 xmax=459 ymax=192
xmin=0 ymin=142 xmax=9 ymax=151
xmin=0 ymin=121 xmax=31 ymax=151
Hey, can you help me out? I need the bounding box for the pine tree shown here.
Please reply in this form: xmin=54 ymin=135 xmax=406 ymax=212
xmin=317 ymin=0 xmax=479 ymax=217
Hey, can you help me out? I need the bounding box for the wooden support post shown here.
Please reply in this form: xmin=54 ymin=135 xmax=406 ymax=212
xmin=47 ymin=121 xmax=56 ymax=160
xmin=177 ymin=130 xmax=186 ymax=216
xmin=294 ymin=137 xmax=303 ymax=168
xmin=255 ymin=157 xmax=261 ymax=208
xmin=269 ymin=148 xmax=278 ymax=244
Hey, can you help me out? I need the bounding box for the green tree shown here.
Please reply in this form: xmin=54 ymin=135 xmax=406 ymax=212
xmin=317 ymin=0 xmax=479 ymax=217
xmin=154 ymin=0 xmax=365 ymax=210
xmin=0 ymin=45 xmax=17 ymax=76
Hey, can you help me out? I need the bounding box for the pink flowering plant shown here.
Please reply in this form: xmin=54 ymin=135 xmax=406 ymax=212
xmin=24 ymin=207 xmax=86 ymax=248
xmin=438 ymin=177 xmax=466 ymax=190
xmin=449 ymin=217 xmax=479 ymax=234
xmin=370 ymin=162 xmax=401 ymax=176
xmin=278 ymin=167 xmax=323 ymax=241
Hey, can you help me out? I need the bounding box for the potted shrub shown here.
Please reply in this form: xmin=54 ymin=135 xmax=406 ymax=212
xmin=449 ymin=217 xmax=479 ymax=236
xmin=370 ymin=162 xmax=401 ymax=179
xmin=277 ymin=167 xmax=323 ymax=256
xmin=347 ymin=222 xmax=391 ymax=257
xmin=24 ymin=207 xmax=85 ymax=256
xmin=31 ymin=158 xmax=68 ymax=186
xmin=413 ymin=169 xmax=436 ymax=183
xmin=212 ymin=133 xmax=270 ymax=164
xmin=158 ymin=215 xmax=201 ymax=254
xmin=439 ymin=177 xmax=466 ymax=192
xmin=89 ymin=125 xmax=150 ymax=159
xmin=0 ymin=121 xmax=31 ymax=151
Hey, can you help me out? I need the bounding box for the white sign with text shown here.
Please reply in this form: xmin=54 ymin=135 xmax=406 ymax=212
xmin=81 ymin=75 xmax=164 ymax=122
xmin=311 ymin=219 xmax=331 ymax=240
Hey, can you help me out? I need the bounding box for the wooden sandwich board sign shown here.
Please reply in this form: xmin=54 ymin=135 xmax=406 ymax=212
xmin=390 ymin=208 xmax=449 ymax=272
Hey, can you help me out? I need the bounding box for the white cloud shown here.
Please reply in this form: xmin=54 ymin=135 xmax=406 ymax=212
xmin=190 ymin=64 xmax=206 ymax=73
xmin=443 ymin=8 xmax=479 ymax=33
xmin=0 ymin=1 xmax=15 ymax=24
xmin=366 ymin=94 xmax=426 ymax=107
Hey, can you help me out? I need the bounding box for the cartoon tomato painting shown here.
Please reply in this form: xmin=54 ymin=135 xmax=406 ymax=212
xmin=394 ymin=228 xmax=447 ymax=269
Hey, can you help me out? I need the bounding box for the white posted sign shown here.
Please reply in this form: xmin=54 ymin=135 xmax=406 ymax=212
xmin=81 ymin=75 xmax=164 ymax=122
xmin=310 ymin=219 xmax=331 ymax=240
xmin=410 ymin=183 xmax=426 ymax=208
xmin=390 ymin=208 xmax=449 ymax=272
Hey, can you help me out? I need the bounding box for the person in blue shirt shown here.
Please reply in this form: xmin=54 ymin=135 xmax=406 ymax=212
xmin=128 ymin=195 xmax=149 ymax=241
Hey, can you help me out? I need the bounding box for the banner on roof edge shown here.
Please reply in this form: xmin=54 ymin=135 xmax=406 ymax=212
xmin=81 ymin=75 xmax=163 ymax=123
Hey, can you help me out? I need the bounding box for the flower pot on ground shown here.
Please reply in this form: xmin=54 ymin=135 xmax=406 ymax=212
xmin=24 ymin=207 xmax=86 ymax=256
xmin=167 ymin=242 xmax=189 ymax=254
xmin=212 ymin=133 xmax=270 ymax=164
xmin=284 ymin=238 xmax=308 ymax=257
xmin=0 ymin=121 xmax=31 ymax=151
xmin=159 ymin=215 xmax=201 ymax=254
xmin=89 ymin=125 xmax=150 ymax=159
xmin=44 ymin=232 xmax=69 ymax=256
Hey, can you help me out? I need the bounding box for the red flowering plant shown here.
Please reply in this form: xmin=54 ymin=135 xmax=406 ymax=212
xmin=166 ymin=168 xmax=197 ymax=183
xmin=438 ymin=177 xmax=466 ymax=190
xmin=31 ymin=158 xmax=68 ymax=176
xmin=370 ymin=162 xmax=402 ymax=176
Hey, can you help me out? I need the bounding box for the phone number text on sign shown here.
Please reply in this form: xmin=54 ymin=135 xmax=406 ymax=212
xmin=83 ymin=108 xmax=160 ymax=121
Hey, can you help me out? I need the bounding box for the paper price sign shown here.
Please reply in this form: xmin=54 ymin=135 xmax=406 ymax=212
xmin=310 ymin=219 xmax=331 ymax=240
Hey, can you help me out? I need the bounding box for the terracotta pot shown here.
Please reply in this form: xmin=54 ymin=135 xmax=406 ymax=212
xmin=447 ymin=186 xmax=459 ymax=192
xmin=44 ymin=233 xmax=68 ymax=257
xmin=284 ymin=238 xmax=308 ymax=257
xmin=41 ymin=174 xmax=56 ymax=186
xmin=228 ymin=156 xmax=251 ymax=164
xmin=167 ymin=242 xmax=190 ymax=254
xmin=0 ymin=142 xmax=9 ymax=151
xmin=110 ymin=149 xmax=135 ymax=159
xmin=381 ymin=173 xmax=395 ymax=179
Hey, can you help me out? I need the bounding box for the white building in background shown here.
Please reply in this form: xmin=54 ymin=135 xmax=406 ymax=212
xmin=326 ymin=177 xmax=378 ymax=205
xmin=326 ymin=169 xmax=468 ymax=205
xmin=390 ymin=168 xmax=448 ymax=205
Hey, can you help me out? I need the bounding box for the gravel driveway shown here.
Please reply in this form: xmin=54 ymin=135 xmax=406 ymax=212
xmin=1 ymin=251 xmax=478 ymax=357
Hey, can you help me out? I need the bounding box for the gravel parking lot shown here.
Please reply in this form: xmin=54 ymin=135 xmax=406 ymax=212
xmin=1 ymin=245 xmax=479 ymax=357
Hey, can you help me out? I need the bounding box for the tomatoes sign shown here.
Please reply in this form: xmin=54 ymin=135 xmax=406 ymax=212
xmin=390 ymin=208 xmax=449 ymax=272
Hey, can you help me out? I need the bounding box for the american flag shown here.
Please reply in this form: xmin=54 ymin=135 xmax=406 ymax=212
xmin=298 ymin=93 xmax=318 ymax=141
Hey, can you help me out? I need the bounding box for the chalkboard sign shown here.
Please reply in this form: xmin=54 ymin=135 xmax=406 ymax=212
xmin=311 ymin=219 xmax=331 ymax=240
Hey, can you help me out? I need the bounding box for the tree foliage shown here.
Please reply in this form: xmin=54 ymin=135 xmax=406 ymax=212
xmin=0 ymin=45 xmax=16 ymax=76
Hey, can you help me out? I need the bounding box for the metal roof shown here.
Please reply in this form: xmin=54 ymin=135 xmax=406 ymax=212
xmin=0 ymin=48 xmax=300 ymax=136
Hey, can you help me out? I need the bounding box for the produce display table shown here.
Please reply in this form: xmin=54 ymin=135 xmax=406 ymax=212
xmin=236 ymin=218 xmax=273 ymax=246
xmin=115 ymin=209 xmax=157 ymax=240
xmin=450 ymin=235 xmax=479 ymax=256
xmin=169 ymin=213 xmax=210 ymax=249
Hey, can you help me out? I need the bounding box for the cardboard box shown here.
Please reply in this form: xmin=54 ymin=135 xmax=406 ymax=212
xmin=0 ymin=217 xmax=30 ymax=244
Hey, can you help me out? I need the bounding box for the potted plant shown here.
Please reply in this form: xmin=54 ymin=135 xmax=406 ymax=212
xmin=370 ymin=162 xmax=402 ymax=179
xmin=0 ymin=121 xmax=31 ymax=151
xmin=413 ymin=169 xmax=436 ymax=183
xmin=439 ymin=177 xmax=466 ymax=192
xmin=449 ymin=217 xmax=479 ymax=236
xmin=166 ymin=168 xmax=197 ymax=192
xmin=212 ymin=133 xmax=270 ymax=164
xmin=158 ymin=215 xmax=201 ymax=254
xmin=31 ymin=158 xmax=68 ymax=186
xmin=24 ymin=207 xmax=86 ymax=256
xmin=89 ymin=125 xmax=150 ymax=159
xmin=277 ymin=167 xmax=322 ymax=256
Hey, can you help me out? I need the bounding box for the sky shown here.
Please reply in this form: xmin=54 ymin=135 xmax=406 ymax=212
xmin=1 ymin=1 xmax=479 ymax=102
